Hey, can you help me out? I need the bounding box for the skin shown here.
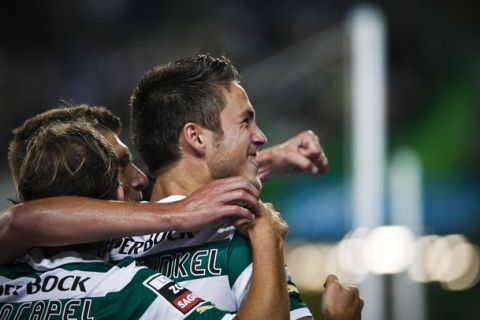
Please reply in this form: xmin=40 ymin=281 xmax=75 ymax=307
xmin=208 ymin=82 xmax=268 ymax=191
xmin=236 ymin=201 xmax=289 ymax=320
xmin=0 ymin=176 xmax=261 ymax=265
xmin=101 ymin=130 xmax=149 ymax=202
xmin=149 ymin=81 xmax=288 ymax=320
xmin=257 ymin=130 xmax=329 ymax=181
xmin=321 ymin=275 xmax=364 ymax=320
xmin=149 ymin=81 xmax=266 ymax=201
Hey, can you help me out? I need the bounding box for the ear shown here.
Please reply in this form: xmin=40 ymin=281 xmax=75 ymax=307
xmin=181 ymin=122 xmax=207 ymax=156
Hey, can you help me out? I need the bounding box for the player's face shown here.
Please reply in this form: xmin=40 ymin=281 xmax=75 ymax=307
xmin=102 ymin=130 xmax=149 ymax=202
xmin=208 ymin=82 xmax=267 ymax=190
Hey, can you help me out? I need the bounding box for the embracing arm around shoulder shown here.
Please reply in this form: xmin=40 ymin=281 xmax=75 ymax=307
xmin=0 ymin=177 xmax=260 ymax=264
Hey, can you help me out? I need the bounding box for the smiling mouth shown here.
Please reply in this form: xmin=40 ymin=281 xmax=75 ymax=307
xmin=247 ymin=154 xmax=258 ymax=167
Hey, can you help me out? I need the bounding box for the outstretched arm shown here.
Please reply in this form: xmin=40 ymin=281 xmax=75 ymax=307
xmin=257 ymin=130 xmax=329 ymax=182
xmin=0 ymin=177 xmax=260 ymax=264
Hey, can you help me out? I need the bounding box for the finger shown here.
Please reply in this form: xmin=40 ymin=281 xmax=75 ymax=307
xmin=274 ymin=211 xmax=285 ymax=222
xmin=264 ymin=202 xmax=274 ymax=210
xmin=344 ymin=285 xmax=360 ymax=296
xmin=233 ymin=217 xmax=254 ymax=229
xmin=309 ymin=152 xmax=329 ymax=175
xmin=233 ymin=218 xmax=254 ymax=237
xmin=219 ymin=205 xmax=255 ymax=220
xmin=299 ymin=138 xmax=321 ymax=156
xmin=217 ymin=177 xmax=260 ymax=198
xmin=285 ymin=152 xmax=317 ymax=173
xmin=324 ymin=274 xmax=339 ymax=288
xmin=233 ymin=217 xmax=253 ymax=226
xmin=299 ymin=131 xmax=321 ymax=146
xmin=221 ymin=190 xmax=261 ymax=213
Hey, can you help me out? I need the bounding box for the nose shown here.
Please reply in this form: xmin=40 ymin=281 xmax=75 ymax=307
xmin=130 ymin=164 xmax=149 ymax=191
xmin=252 ymin=124 xmax=267 ymax=147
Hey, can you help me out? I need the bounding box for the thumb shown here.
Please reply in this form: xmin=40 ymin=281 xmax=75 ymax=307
xmin=324 ymin=274 xmax=339 ymax=288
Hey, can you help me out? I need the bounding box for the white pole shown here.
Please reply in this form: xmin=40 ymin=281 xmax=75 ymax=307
xmin=348 ymin=4 xmax=387 ymax=320
xmin=390 ymin=147 xmax=426 ymax=320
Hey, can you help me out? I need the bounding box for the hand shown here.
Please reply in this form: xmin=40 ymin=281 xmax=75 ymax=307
xmin=321 ymin=274 xmax=363 ymax=320
xmin=258 ymin=130 xmax=329 ymax=180
xmin=236 ymin=201 xmax=288 ymax=240
xmin=171 ymin=177 xmax=261 ymax=231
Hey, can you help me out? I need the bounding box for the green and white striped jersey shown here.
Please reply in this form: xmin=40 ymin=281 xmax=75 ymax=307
xmin=0 ymin=249 xmax=236 ymax=319
xmin=108 ymin=195 xmax=313 ymax=319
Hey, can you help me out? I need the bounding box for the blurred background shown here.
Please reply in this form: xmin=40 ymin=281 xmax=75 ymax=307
xmin=0 ymin=0 xmax=479 ymax=319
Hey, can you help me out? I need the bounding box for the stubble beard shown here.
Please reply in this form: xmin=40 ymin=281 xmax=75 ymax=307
xmin=209 ymin=136 xmax=262 ymax=191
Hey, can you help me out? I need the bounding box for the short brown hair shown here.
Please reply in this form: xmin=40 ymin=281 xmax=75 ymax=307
xmin=130 ymin=54 xmax=240 ymax=175
xmin=17 ymin=121 xmax=119 ymax=201
xmin=8 ymin=104 xmax=122 ymax=186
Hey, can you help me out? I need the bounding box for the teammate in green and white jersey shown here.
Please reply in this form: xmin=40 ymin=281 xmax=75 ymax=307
xmin=0 ymin=120 xmax=290 ymax=319
xmin=107 ymin=195 xmax=312 ymax=318
xmin=118 ymin=54 xmax=361 ymax=320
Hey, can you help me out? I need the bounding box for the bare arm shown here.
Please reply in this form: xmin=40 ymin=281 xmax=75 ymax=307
xmin=235 ymin=202 xmax=289 ymax=320
xmin=0 ymin=177 xmax=260 ymax=264
xmin=258 ymin=130 xmax=329 ymax=182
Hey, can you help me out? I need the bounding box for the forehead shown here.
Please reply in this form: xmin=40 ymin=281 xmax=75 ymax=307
xmin=221 ymin=82 xmax=254 ymax=118
xmin=100 ymin=130 xmax=129 ymax=159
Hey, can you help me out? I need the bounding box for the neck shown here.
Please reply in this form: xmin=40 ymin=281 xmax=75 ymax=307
xmin=150 ymin=157 xmax=212 ymax=202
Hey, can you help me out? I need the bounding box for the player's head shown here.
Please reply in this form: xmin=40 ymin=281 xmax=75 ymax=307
xmin=17 ymin=121 xmax=120 ymax=202
xmin=9 ymin=105 xmax=148 ymax=201
xmin=130 ymin=54 xmax=267 ymax=189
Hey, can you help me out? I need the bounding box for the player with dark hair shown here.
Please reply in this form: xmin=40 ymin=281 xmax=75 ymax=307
xmin=124 ymin=54 xmax=362 ymax=319
xmin=0 ymin=120 xmax=291 ymax=319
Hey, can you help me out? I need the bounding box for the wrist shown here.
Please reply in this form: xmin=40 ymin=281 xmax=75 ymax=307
xmin=248 ymin=226 xmax=285 ymax=250
xmin=257 ymin=147 xmax=277 ymax=182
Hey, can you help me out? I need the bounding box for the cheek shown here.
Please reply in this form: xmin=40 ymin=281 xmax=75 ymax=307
xmin=117 ymin=170 xmax=128 ymax=186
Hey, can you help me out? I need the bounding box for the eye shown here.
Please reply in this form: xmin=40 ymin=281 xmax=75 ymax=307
xmin=118 ymin=155 xmax=131 ymax=168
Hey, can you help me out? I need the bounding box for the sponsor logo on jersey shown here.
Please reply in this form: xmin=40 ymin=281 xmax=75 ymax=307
xmin=143 ymin=275 xmax=204 ymax=315
xmin=195 ymin=304 xmax=215 ymax=314
xmin=138 ymin=248 xmax=222 ymax=280
xmin=109 ymin=231 xmax=194 ymax=256
xmin=0 ymin=299 xmax=93 ymax=320
xmin=0 ymin=275 xmax=90 ymax=297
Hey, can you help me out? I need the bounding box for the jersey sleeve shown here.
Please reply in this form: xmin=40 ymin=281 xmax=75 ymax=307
xmin=285 ymin=268 xmax=314 ymax=319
